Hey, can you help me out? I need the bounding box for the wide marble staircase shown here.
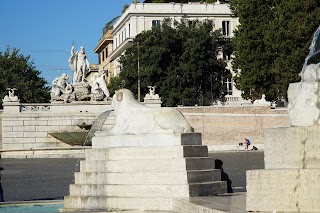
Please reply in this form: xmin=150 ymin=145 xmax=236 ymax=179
xmin=63 ymin=133 xmax=226 ymax=212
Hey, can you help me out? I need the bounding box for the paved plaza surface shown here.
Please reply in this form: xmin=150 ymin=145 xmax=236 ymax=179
xmin=0 ymin=151 xmax=264 ymax=203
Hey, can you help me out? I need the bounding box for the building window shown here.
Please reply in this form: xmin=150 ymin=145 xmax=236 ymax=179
xmin=223 ymin=52 xmax=231 ymax=61
xmin=225 ymin=78 xmax=233 ymax=95
xmin=152 ymin=20 xmax=161 ymax=27
xmin=129 ymin=24 xmax=131 ymax=37
xmin=102 ymin=51 xmax=105 ymax=62
xmin=222 ymin=21 xmax=230 ymax=36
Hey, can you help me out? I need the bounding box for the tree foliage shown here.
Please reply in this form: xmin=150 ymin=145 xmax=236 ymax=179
xmin=230 ymin=0 xmax=320 ymax=101
xmin=118 ymin=19 xmax=231 ymax=106
xmin=0 ymin=48 xmax=50 ymax=106
xmin=108 ymin=76 xmax=124 ymax=96
xmin=144 ymin=0 xmax=228 ymax=3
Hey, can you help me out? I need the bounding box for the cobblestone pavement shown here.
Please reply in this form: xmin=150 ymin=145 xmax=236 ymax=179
xmin=0 ymin=151 xmax=264 ymax=202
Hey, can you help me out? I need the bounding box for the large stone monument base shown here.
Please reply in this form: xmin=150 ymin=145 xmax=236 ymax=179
xmin=63 ymin=133 xmax=226 ymax=212
xmin=246 ymin=126 xmax=320 ymax=212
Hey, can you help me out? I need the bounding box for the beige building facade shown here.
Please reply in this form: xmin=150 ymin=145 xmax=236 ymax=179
xmin=96 ymin=2 xmax=243 ymax=102
xmin=94 ymin=30 xmax=114 ymax=83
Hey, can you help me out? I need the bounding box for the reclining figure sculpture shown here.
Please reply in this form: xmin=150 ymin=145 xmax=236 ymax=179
xmin=96 ymin=89 xmax=194 ymax=136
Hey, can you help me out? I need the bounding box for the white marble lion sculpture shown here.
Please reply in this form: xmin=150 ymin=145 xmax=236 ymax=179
xmin=96 ymin=89 xmax=194 ymax=135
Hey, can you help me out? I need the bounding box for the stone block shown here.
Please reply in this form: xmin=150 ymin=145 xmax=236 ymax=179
xmin=2 ymin=120 xmax=23 ymax=126
xmin=92 ymin=133 xmax=202 ymax=148
xmin=24 ymin=120 xmax=48 ymax=126
xmin=81 ymin=157 xmax=215 ymax=173
xmin=23 ymin=131 xmax=48 ymax=138
xmin=2 ymin=132 xmax=24 ymax=138
xmin=246 ymin=169 xmax=320 ymax=212
xmin=48 ymin=120 xmax=72 ymax=126
xmin=13 ymin=126 xmax=36 ymax=132
xmin=35 ymin=137 xmax=59 ymax=143
xmin=288 ymin=82 xmax=320 ymax=126
xmin=85 ymin=146 xmax=208 ymax=161
xmin=2 ymin=126 xmax=12 ymax=132
xmin=63 ymin=196 xmax=173 ymax=211
xmin=58 ymin=125 xmax=79 ymax=132
xmin=69 ymin=184 xmax=190 ymax=197
xmin=69 ymin=182 xmax=225 ymax=198
xmin=74 ymin=170 xmax=221 ymax=185
xmin=36 ymin=126 xmax=60 ymax=132
xmin=2 ymin=144 xmax=25 ymax=150
xmin=264 ymin=126 xmax=320 ymax=169
xmin=3 ymin=137 xmax=35 ymax=144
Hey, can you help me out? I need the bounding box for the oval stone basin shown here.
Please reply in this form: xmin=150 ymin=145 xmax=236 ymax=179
xmin=49 ymin=131 xmax=90 ymax=146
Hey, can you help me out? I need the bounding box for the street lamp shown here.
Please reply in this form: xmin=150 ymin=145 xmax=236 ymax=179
xmin=137 ymin=42 xmax=141 ymax=102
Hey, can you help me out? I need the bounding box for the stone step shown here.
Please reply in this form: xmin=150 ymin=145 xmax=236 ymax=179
xmin=74 ymin=170 xmax=221 ymax=185
xmin=68 ymin=182 xmax=226 ymax=197
xmin=85 ymin=145 xmax=209 ymax=161
xmin=63 ymin=196 xmax=173 ymax=211
xmin=80 ymin=157 xmax=215 ymax=172
xmin=92 ymin=133 xmax=202 ymax=148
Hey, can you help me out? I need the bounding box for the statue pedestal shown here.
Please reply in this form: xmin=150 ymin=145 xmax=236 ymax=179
xmin=63 ymin=133 xmax=226 ymax=212
xmin=246 ymin=126 xmax=320 ymax=212
xmin=2 ymin=101 xmax=20 ymax=113
xmin=143 ymin=97 xmax=162 ymax=107
xmin=288 ymin=82 xmax=320 ymax=126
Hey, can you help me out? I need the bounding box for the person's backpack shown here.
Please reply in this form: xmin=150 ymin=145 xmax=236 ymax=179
xmin=246 ymin=138 xmax=251 ymax=145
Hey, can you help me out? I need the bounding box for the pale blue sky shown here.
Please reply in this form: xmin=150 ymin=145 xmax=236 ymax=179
xmin=0 ymin=0 xmax=133 ymax=84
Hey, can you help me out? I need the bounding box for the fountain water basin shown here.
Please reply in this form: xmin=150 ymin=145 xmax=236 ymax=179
xmin=49 ymin=110 xmax=112 ymax=146
xmin=49 ymin=131 xmax=89 ymax=146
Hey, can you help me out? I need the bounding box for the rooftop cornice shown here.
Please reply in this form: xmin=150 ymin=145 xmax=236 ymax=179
xmin=112 ymin=2 xmax=232 ymax=33
xmin=94 ymin=30 xmax=113 ymax=53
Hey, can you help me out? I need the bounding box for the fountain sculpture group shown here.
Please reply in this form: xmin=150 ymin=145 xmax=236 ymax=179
xmin=246 ymin=26 xmax=320 ymax=212
xmin=51 ymin=45 xmax=110 ymax=103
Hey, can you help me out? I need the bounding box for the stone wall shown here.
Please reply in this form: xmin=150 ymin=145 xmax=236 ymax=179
xmin=1 ymin=102 xmax=113 ymax=158
xmin=0 ymin=103 xmax=289 ymax=157
xmin=178 ymin=106 xmax=289 ymax=151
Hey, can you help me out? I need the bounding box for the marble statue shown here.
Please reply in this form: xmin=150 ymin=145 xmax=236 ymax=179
xmin=288 ymin=26 xmax=320 ymax=126
xmin=51 ymin=73 xmax=74 ymax=102
xmin=68 ymin=45 xmax=90 ymax=83
xmin=3 ymin=88 xmax=19 ymax=102
xmin=51 ymin=73 xmax=69 ymax=96
xmin=300 ymin=25 xmax=320 ymax=81
xmin=144 ymin=86 xmax=160 ymax=99
xmin=253 ymin=94 xmax=271 ymax=106
xmin=95 ymin=89 xmax=194 ymax=136
xmin=90 ymin=73 xmax=110 ymax=101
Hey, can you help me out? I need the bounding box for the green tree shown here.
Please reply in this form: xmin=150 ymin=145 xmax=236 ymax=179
xmin=266 ymin=0 xmax=320 ymax=100
xmin=0 ymin=48 xmax=50 ymax=106
xmin=230 ymin=0 xmax=320 ymax=101
xmin=102 ymin=16 xmax=120 ymax=35
xmin=108 ymin=76 xmax=124 ymax=96
xmin=230 ymin=0 xmax=276 ymax=101
xmin=119 ymin=19 xmax=231 ymax=106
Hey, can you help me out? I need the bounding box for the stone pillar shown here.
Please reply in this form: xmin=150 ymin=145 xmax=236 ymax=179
xmin=143 ymin=98 xmax=162 ymax=108
xmin=2 ymin=101 xmax=21 ymax=114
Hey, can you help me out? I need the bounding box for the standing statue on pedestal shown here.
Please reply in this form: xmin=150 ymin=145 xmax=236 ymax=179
xmin=68 ymin=45 xmax=90 ymax=83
